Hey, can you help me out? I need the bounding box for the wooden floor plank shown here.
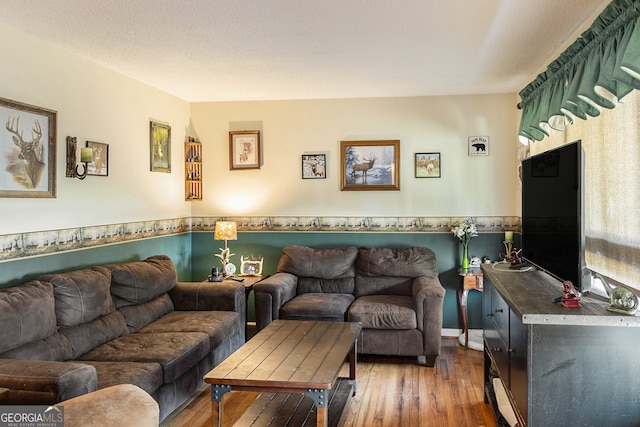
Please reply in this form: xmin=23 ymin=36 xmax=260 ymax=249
xmin=163 ymin=338 xmax=497 ymax=427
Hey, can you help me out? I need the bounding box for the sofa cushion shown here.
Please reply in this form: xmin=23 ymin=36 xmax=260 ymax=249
xmin=83 ymin=361 xmax=164 ymax=395
xmin=109 ymin=255 xmax=177 ymax=307
xmin=356 ymin=246 xmax=439 ymax=278
xmin=347 ymin=295 xmax=417 ymax=330
xmin=118 ymin=294 xmax=174 ymax=332
xmin=297 ymin=277 xmax=355 ymax=295
xmin=0 ymin=332 xmax=72 ymax=361
xmin=279 ymin=293 xmax=355 ymax=322
xmin=354 ymin=276 xmax=413 ymax=298
xmin=0 ymin=280 xmax=57 ymax=354
xmin=138 ymin=310 xmax=241 ymax=350
xmin=60 ymin=311 xmax=129 ymax=359
xmin=277 ymin=246 xmax=358 ymax=280
xmin=78 ymin=332 xmax=209 ymax=383
xmin=40 ymin=267 xmax=115 ymax=328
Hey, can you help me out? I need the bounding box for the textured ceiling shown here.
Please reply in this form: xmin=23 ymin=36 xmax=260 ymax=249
xmin=0 ymin=0 xmax=609 ymax=102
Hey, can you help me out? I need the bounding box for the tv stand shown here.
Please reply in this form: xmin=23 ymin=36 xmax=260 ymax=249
xmin=482 ymin=264 xmax=640 ymax=426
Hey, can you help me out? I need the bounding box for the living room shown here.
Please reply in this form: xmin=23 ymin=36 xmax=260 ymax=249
xmin=1 ymin=1 xmax=639 ymax=426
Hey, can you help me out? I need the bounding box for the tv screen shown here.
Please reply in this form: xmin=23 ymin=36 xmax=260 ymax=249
xmin=521 ymin=140 xmax=589 ymax=293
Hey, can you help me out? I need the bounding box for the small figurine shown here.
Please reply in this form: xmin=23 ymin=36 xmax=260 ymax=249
xmin=562 ymin=280 xmax=582 ymax=308
xmin=593 ymin=272 xmax=638 ymax=315
xmin=509 ymin=249 xmax=523 ymax=266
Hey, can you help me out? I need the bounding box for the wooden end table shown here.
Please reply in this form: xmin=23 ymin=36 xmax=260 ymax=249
xmin=205 ymin=320 xmax=362 ymax=427
xmin=458 ymin=267 xmax=483 ymax=349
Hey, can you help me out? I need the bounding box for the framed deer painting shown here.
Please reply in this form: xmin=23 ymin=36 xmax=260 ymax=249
xmin=340 ymin=140 xmax=400 ymax=191
xmin=150 ymin=121 xmax=171 ymax=173
xmin=0 ymin=97 xmax=57 ymax=198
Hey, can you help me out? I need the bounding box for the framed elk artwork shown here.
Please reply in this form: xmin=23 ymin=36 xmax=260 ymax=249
xmin=150 ymin=121 xmax=171 ymax=173
xmin=301 ymin=153 xmax=326 ymax=179
xmin=229 ymin=130 xmax=261 ymax=170
xmin=340 ymin=140 xmax=400 ymax=191
xmin=0 ymin=97 xmax=57 ymax=198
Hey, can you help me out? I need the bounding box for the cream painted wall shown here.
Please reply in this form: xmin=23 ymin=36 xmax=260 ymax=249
xmin=190 ymin=95 xmax=520 ymax=217
xmin=0 ymin=25 xmax=191 ymax=234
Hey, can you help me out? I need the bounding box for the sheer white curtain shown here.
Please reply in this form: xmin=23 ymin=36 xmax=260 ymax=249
xmin=530 ymin=90 xmax=640 ymax=291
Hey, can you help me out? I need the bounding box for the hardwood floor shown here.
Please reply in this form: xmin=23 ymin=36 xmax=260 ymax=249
xmin=162 ymin=337 xmax=497 ymax=427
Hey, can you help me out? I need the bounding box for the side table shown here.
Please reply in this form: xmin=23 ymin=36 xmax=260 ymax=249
xmin=214 ymin=275 xmax=268 ymax=338
xmin=458 ymin=267 xmax=483 ymax=349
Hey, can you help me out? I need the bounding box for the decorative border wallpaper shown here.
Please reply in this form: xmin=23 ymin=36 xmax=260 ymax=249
xmin=0 ymin=215 xmax=520 ymax=261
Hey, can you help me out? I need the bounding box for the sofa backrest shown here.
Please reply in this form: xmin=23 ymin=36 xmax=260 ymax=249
xmin=277 ymin=246 xmax=358 ymax=294
xmin=0 ymin=280 xmax=72 ymax=361
xmin=354 ymin=246 xmax=439 ymax=297
xmin=108 ymin=255 xmax=176 ymax=332
xmin=39 ymin=266 xmax=128 ymax=359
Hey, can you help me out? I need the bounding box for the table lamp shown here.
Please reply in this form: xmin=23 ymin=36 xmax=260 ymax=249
xmin=214 ymin=221 xmax=238 ymax=276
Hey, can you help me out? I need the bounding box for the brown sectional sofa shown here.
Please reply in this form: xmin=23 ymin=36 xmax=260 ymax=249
xmin=254 ymin=246 xmax=445 ymax=367
xmin=0 ymin=255 xmax=245 ymax=421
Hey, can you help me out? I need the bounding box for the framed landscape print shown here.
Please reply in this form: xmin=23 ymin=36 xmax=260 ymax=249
xmin=340 ymin=140 xmax=400 ymax=191
xmin=150 ymin=121 xmax=171 ymax=172
xmin=86 ymin=141 xmax=109 ymax=176
xmin=415 ymin=152 xmax=441 ymax=178
xmin=0 ymin=97 xmax=57 ymax=198
xmin=229 ymin=130 xmax=261 ymax=170
xmin=301 ymin=154 xmax=326 ymax=179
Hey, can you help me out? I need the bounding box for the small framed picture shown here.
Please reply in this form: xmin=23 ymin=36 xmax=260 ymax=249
xmin=415 ymin=152 xmax=441 ymax=178
xmin=86 ymin=141 xmax=109 ymax=176
xmin=229 ymin=130 xmax=260 ymax=170
xmin=340 ymin=140 xmax=400 ymax=191
xmin=240 ymin=256 xmax=263 ymax=276
xmin=150 ymin=121 xmax=171 ymax=172
xmin=468 ymin=136 xmax=489 ymax=156
xmin=301 ymin=154 xmax=326 ymax=179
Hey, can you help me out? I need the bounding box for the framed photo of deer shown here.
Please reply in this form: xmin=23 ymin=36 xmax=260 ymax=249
xmin=86 ymin=141 xmax=109 ymax=176
xmin=415 ymin=152 xmax=441 ymax=178
xmin=0 ymin=97 xmax=57 ymax=198
xmin=229 ymin=130 xmax=260 ymax=170
xmin=150 ymin=121 xmax=171 ymax=172
xmin=301 ymin=154 xmax=326 ymax=179
xmin=340 ymin=140 xmax=400 ymax=191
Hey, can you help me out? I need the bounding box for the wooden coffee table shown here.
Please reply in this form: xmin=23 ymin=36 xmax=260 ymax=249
xmin=204 ymin=320 xmax=362 ymax=427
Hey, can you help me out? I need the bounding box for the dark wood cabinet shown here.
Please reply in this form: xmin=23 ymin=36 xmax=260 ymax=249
xmin=482 ymin=264 xmax=640 ymax=427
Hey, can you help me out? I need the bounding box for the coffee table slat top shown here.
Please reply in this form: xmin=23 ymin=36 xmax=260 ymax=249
xmin=205 ymin=320 xmax=361 ymax=390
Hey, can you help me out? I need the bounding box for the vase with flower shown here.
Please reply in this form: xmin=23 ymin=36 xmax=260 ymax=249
xmin=451 ymin=218 xmax=478 ymax=270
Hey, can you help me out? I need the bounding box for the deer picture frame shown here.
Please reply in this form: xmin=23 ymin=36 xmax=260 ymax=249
xmin=86 ymin=141 xmax=109 ymax=176
xmin=0 ymin=97 xmax=57 ymax=198
xmin=340 ymin=140 xmax=400 ymax=191
xmin=150 ymin=121 xmax=171 ymax=173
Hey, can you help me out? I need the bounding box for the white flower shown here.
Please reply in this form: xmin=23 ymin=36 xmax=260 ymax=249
xmin=451 ymin=218 xmax=478 ymax=245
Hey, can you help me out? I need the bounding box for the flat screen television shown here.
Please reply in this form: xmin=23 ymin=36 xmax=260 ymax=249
xmin=521 ymin=140 xmax=590 ymax=293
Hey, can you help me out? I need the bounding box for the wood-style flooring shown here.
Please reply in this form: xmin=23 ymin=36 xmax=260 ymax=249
xmin=162 ymin=337 xmax=497 ymax=427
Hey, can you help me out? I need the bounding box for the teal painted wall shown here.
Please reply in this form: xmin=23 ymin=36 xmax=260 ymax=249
xmin=0 ymin=234 xmax=193 ymax=289
xmin=192 ymin=231 xmax=507 ymax=329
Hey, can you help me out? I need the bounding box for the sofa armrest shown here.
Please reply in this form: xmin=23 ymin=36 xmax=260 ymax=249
xmin=254 ymin=272 xmax=298 ymax=331
xmin=62 ymin=384 xmax=159 ymax=427
xmin=0 ymin=359 xmax=97 ymax=404
xmin=170 ymin=281 xmax=245 ymax=315
xmin=413 ymin=276 xmax=446 ymax=355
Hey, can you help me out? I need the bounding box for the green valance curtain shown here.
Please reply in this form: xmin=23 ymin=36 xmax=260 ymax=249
xmin=518 ymin=0 xmax=640 ymax=141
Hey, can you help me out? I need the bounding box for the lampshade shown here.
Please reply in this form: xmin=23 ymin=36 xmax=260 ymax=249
xmin=214 ymin=221 xmax=237 ymax=241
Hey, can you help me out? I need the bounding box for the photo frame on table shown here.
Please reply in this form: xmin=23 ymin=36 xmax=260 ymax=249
xmin=0 ymin=97 xmax=57 ymax=198
xmin=340 ymin=140 xmax=400 ymax=191
xmin=150 ymin=121 xmax=171 ymax=172
xmin=229 ymin=130 xmax=261 ymax=170
xmin=415 ymin=152 xmax=441 ymax=178
xmin=86 ymin=141 xmax=109 ymax=176
xmin=301 ymin=154 xmax=326 ymax=179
